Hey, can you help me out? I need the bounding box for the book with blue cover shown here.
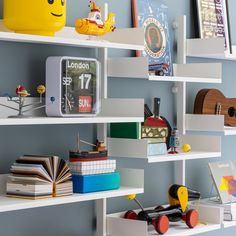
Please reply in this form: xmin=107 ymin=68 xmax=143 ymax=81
xmin=132 ymin=0 xmax=173 ymax=76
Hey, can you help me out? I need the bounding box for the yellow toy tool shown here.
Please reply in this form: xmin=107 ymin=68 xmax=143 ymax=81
xmin=125 ymin=184 xmax=201 ymax=235
xmin=75 ymin=1 xmax=116 ymax=36
xmin=3 ymin=0 xmax=66 ymax=36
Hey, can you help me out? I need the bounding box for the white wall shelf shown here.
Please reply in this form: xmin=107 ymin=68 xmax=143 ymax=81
xmin=0 ymin=20 xmax=144 ymax=51
xmin=107 ymin=204 xmax=222 ymax=236
xmin=0 ymin=169 xmax=144 ymax=213
xmin=185 ymin=114 xmax=236 ymax=136
xmin=223 ymin=221 xmax=236 ymax=228
xmin=187 ymin=38 xmax=236 ymax=60
xmin=108 ymin=57 xmax=222 ymax=83
xmin=0 ymin=117 xmax=144 ymax=126
xmin=108 ymin=135 xmax=221 ymax=163
xmin=0 ymin=98 xmax=144 ymax=125
xmin=0 ymin=187 xmax=143 ymax=213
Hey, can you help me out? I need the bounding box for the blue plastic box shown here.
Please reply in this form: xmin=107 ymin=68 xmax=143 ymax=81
xmin=72 ymin=172 xmax=120 ymax=193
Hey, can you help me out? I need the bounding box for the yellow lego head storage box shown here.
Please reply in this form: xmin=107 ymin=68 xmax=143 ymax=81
xmin=3 ymin=0 xmax=66 ymax=36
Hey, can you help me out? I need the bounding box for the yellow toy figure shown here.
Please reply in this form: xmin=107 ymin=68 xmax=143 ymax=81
xmin=75 ymin=1 xmax=116 ymax=36
xmin=3 ymin=0 xmax=66 ymax=36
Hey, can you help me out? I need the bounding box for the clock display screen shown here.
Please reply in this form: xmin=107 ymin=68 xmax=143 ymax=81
xmin=61 ymin=59 xmax=99 ymax=115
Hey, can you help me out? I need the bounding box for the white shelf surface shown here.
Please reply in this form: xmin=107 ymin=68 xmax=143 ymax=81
xmin=223 ymin=221 xmax=236 ymax=228
xmin=108 ymin=57 xmax=222 ymax=83
xmin=148 ymin=75 xmax=221 ymax=83
xmin=107 ymin=204 xmax=222 ymax=236
xmin=147 ymin=222 xmax=220 ymax=236
xmin=0 ymin=117 xmax=143 ymax=126
xmin=187 ymin=38 xmax=236 ymax=60
xmin=185 ymin=114 xmax=236 ymax=136
xmin=0 ymin=98 xmax=144 ymax=125
xmin=0 ymin=186 xmax=143 ymax=213
xmin=108 ymin=135 xmax=221 ymax=163
xmin=0 ymin=20 xmax=144 ymax=50
xmin=0 ymin=168 xmax=144 ymax=212
xmin=223 ymin=127 xmax=236 ymax=136
xmin=147 ymin=151 xmax=221 ymax=163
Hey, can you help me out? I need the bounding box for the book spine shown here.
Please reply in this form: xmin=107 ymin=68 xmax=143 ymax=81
xmin=72 ymin=169 xmax=115 ymax=176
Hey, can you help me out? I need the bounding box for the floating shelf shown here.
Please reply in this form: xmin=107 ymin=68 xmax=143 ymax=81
xmin=108 ymin=57 xmax=222 ymax=83
xmin=223 ymin=221 xmax=236 ymax=228
xmin=187 ymin=38 xmax=236 ymax=61
xmin=108 ymin=135 xmax=221 ymax=163
xmin=107 ymin=204 xmax=222 ymax=236
xmin=185 ymin=114 xmax=236 ymax=136
xmin=223 ymin=127 xmax=236 ymax=136
xmin=0 ymin=98 xmax=144 ymax=126
xmin=0 ymin=20 xmax=144 ymax=51
xmin=0 ymin=186 xmax=143 ymax=213
xmin=0 ymin=168 xmax=144 ymax=212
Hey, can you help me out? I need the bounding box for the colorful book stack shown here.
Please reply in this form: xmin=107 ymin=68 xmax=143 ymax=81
xmin=69 ymin=148 xmax=120 ymax=193
xmin=7 ymin=155 xmax=73 ymax=199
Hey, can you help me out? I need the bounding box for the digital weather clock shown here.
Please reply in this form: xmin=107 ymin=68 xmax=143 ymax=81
xmin=46 ymin=56 xmax=100 ymax=117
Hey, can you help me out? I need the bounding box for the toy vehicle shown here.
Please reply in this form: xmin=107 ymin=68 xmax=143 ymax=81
xmin=149 ymin=63 xmax=170 ymax=76
xmin=75 ymin=1 xmax=115 ymax=36
xmin=124 ymin=184 xmax=201 ymax=234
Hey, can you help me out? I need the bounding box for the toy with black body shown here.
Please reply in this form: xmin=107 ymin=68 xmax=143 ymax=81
xmin=124 ymin=184 xmax=201 ymax=234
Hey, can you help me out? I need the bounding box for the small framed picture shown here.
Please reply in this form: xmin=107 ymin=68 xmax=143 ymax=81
xmin=193 ymin=0 xmax=232 ymax=54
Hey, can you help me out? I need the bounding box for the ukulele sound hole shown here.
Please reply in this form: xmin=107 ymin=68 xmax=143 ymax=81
xmin=228 ymin=107 xmax=235 ymax=117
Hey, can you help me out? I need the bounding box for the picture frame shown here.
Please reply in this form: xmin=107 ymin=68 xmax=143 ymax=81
xmin=132 ymin=0 xmax=173 ymax=76
xmin=193 ymin=0 xmax=232 ymax=54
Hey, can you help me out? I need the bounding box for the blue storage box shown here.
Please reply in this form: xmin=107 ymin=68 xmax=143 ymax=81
xmin=72 ymin=172 xmax=120 ymax=193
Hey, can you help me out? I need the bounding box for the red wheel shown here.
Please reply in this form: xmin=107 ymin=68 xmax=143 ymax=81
xmin=152 ymin=215 xmax=169 ymax=235
xmin=155 ymin=205 xmax=164 ymax=211
xmin=124 ymin=210 xmax=137 ymax=220
xmin=186 ymin=209 xmax=199 ymax=228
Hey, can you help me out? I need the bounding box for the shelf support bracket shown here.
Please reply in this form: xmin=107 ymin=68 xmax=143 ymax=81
xmin=174 ymin=160 xmax=186 ymax=185
xmin=175 ymin=15 xmax=187 ymax=135
xmin=96 ymin=198 xmax=107 ymax=236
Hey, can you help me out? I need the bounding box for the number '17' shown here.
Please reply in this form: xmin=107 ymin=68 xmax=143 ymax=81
xmin=79 ymin=74 xmax=92 ymax=90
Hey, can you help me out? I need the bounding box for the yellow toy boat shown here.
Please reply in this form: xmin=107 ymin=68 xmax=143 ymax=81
xmin=75 ymin=1 xmax=115 ymax=36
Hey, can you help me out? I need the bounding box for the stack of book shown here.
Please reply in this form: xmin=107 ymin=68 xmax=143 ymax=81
xmin=69 ymin=148 xmax=120 ymax=193
xmin=7 ymin=155 xmax=73 ymax=199
xmin=224 ymin=203 xmax=236 ymax=221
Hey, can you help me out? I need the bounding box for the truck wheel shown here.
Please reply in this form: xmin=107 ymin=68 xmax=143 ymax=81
xmin=152 ymin=215 xmax=169 ymax=235
xmin=124 ymin=210 xmax=137 ymax=220
xmin=186 ymin=209 xmax=199 ymax=228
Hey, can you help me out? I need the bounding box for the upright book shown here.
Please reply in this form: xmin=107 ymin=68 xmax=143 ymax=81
xmin=132 ymin=0 xmax=172 ymax=76
xmin=7 ymin=155 xmax=73 ymax=199
xmin=208 ymin=161 xmax=236 ymax=204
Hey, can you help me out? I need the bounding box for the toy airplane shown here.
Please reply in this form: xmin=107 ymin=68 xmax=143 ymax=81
xmin=75 ymin=1 xmax=116 ymax=36
xmin=125 ymin=184 xmax=201 ymax=234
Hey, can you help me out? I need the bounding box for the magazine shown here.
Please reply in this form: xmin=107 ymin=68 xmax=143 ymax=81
xmin=132 ymin=0 xmax=173 ymax=76
xmin=208 ymin=161 xmax=236 ymax=204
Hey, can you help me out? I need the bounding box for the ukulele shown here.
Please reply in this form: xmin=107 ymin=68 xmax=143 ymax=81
xmin=194 ymin=89 xmax=236 ymax=127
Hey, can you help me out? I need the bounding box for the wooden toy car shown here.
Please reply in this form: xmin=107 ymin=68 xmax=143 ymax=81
xmin=124 ymin=184 xmax=201 ymax=235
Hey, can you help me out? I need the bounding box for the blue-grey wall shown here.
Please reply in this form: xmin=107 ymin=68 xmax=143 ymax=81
xmin=0 ymin=0 xmax=235 ymax=235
